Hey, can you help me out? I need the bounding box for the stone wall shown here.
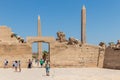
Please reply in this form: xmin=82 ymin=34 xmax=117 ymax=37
xmin=0 ymin=26 xmax=19 ymax=43
xmin=50 ymin=42 xmax=102 ymax=67
xmin=0 ymin=43 xmax=32 ymax=68
xmin=103 ymin=47 xmax=120 ymax=69
xmin=0 ymin=26 xmax=32 ymax=68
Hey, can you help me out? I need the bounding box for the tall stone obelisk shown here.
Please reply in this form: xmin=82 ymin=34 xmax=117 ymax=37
xmin=38 ymin=16 xmax=42 ymax=59
xmin=81 ymin=5 xmax=86 ymax=44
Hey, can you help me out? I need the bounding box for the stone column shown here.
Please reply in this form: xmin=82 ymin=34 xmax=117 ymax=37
xmin=38 ymin=16 xmax=42 ymax=59
xmin=81 ymin=5 xmax=86 ymax=44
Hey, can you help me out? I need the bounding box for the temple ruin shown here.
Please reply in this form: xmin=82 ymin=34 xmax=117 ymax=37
xmin=0 ymin=26 xmax=31 ymax=68
xmin=0 ymin=5 xmax=120 ymax=69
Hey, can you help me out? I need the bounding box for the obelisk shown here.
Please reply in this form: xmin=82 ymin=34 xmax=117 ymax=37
xmin=38 ymin=16 xmax=42 ymax=59
xmin=81 ymin=5 xmax=86 ymax=44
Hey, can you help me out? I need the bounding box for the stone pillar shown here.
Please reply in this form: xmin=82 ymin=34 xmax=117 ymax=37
xmin=38 ymin=16 xmax=42 ymax=59
xmin=48 ymin=43 xmax=50 ymax=62
xmin=81 ymin=5 xmax=86 ymax=44
xmin=97 ymin=49 xmax=105 ymax=68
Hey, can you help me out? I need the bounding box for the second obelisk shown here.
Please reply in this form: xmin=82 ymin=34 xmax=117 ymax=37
xmin=81 ymin=5 xmax=86 ymax=44
xmin=38 ymin=16 xmax=42 ymax=59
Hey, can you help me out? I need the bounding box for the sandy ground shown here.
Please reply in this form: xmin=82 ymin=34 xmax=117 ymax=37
xmin=0 ymin=68 xmax=120 ymax=80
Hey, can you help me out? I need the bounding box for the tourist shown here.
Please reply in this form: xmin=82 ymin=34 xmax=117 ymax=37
xmin=35 ymin=58 xmax=38 ymax=64
xmin=40 ymin=58 xmax=44 ymax=68
xmin=4 ymin=59 xmax=8 ymax=68
xmin=45 ymin=60 xmax=50 ymax=76
xmin=18 ymin=60 xmax=21 ymax=72
xmin=14 ymin=61 xmax=18 ymax=72
xmin=35 ymin=58 xmax=39 ymax=67
xmin=28 ymin=59 xmax=32 ymax=68
xmin=12 ymin=61 xmax=15 ymax=68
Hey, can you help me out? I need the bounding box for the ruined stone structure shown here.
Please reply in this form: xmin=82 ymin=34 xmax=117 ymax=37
xmin=0 ymin=26 xmax=31 ymax=68
xmin=0 ymin=26 xmax=19 ymax=43
xmin=103 ymin=40 xmax=120 ymax=69
xmin=67 ymin=37 xmax=80 ymax=45
xmin=0 ymin=5 xmax=120 ymax=69
xmin=56 ymin=31 xmax=67 ymax=42
xmin=50 ymin=43 xmax=101 ymax=67
xmin=26 ymin=36 xmax=55 ymax=62
xmin=50 ymin=5 xmax=104 ymax=68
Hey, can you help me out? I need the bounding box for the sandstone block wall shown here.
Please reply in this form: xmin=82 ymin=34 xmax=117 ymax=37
xmin=0 ymin=43 xmax=32 ymax=68
xmin=104 ymin=47 xmax=120 ymax=69
xmin=50 ymin=42 xmax=101 ymax=67
xmin=0 ymin=26 xmax=19 ymax=43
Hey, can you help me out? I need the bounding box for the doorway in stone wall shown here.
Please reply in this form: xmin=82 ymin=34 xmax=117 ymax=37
xmin=32 ymin=42 xmax=50 ymax=67
xmin=26 ymin=36 xmax=55 ymax=67
xmin=32 ymin=42 xmax=50 ymax=61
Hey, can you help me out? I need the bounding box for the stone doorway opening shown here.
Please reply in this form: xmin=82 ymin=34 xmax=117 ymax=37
xmin=32 ymin=42 xmax=50 ymax=61
xmin=26 ymin=36 xmax=55 ymax=62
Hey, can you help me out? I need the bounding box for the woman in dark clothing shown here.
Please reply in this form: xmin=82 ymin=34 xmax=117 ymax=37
xmin=28 ymin=59 xmax=32 ymax=68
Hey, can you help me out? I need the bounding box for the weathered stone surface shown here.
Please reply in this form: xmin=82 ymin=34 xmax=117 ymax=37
xmin=0 ymin=43 xmax=32 ymax=68
xmin=0 ymin=26 xmax=32 ymax=68
xmin=104 ymin=47 xmax=120 ymax=69
xmin=67 ymin=37 xmax=80 ymax=45
xmin=50 ymin=43 xmax=101 ymax=68
xmin=0 ymin=26 xmax=19 ymax=43
xmin=56 ymin=32 xmax=67 ymax=42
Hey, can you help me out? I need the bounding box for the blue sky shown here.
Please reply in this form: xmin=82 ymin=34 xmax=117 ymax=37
xmin=0 ymin=0 xmax=120 ymax=52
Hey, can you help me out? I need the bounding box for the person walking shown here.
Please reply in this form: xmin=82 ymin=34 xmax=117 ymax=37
xmin=40 ymin=58 xmax=44 ymax=68
xmin=28 ymin=59 xmax=32 ymax=68
xmin=18 ymin=60 xmax=21 ymax=72
xmin=4 ymin=59 xmax=8 ymax=68
xmin=14 ymin=61 xmax=18 ymax=72
xmin=45 ymin=60 xmax=50 ymax=76
xmin=35 ymin=58 xmax=39 ymax=67
xmin=12 ymin=61 xmax=15 ymax=68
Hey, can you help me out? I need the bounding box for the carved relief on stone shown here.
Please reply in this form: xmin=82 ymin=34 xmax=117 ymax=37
xmin=56 ymin=32 xmax=67 ymax=42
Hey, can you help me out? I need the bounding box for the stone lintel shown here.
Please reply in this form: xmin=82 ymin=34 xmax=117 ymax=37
xmin=26 ymin=36 xmax=55 ymax=43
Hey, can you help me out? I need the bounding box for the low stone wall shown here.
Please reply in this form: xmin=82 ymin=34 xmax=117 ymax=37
xmin=104 ymin=47 xmax=120 ymax=69
xmin=50 ymin=42 xmax=102 ymax=68
xmin=0 ymin=43 xmax=32 ymax=68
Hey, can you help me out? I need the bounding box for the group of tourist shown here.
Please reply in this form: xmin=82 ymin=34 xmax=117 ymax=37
xmin=12 ymin=60 xmax=21 ymax=72
xmin=4 ymin=59 xmax=21 ymax=72
xmin=3 ymin=58 xmax=50 ymax=76
xmin=35 ymin=58 xmax=44 ymax=67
